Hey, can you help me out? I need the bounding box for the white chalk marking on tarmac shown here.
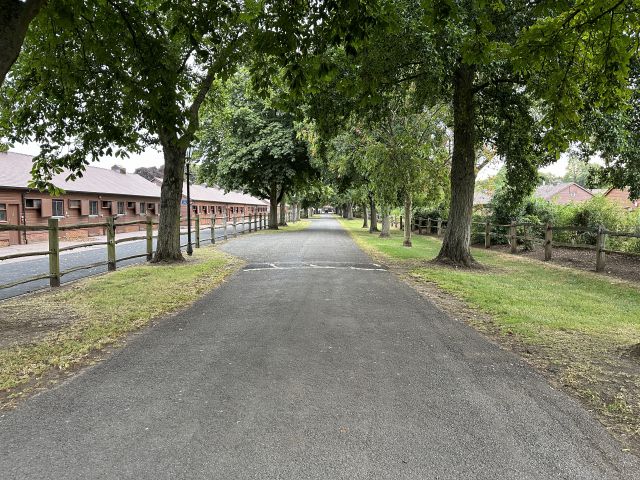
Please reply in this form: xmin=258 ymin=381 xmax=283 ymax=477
xmin=243 ymin=265 xmax=387 ymax=272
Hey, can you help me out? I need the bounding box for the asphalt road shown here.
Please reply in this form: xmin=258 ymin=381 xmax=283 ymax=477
xmin=0 ymin=221 xmax=251 ymax=301
xmin=0 ymin=215 xmax=638 ymax=479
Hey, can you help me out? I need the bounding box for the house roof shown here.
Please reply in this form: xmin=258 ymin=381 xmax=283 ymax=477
xmin=187 ymin=183 xmax=266 ymax=206
xmin=473 ymin=191 xmax=493 ymax=206
xmin=0 ymin=151 xmax=162 ymax=198
xmin=534 ymin=182 xmax=593 ymax=201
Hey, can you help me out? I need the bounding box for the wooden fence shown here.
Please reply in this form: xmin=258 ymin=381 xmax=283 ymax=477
xmin=0 ymin=213 xmax=271 ymax=292
xmin=407 ymin=216 xmax=640 ymax=273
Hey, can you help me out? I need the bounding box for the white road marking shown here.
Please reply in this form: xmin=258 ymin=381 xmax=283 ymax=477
xmin=243 ymin=265 xmax=387 ymax=272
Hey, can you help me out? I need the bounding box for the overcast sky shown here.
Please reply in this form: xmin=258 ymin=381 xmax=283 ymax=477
xmin=12 ymin=141 xmax=570 ymax=179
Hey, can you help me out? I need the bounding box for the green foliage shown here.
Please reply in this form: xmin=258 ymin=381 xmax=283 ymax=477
xmin=0 ymin=0 xmax=250 ymax=190
xmin=196 ymin=71 xmax=316 ymax=202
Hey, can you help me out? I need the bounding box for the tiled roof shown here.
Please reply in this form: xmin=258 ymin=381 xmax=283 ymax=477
xmin=534 ymin=182 xmax=593 ymax=200
xmin=0 ymin=152 xmax=268 ymax=206
xmin=187 ymin=183 xmax=266 ymax=206
xmin=0 ymin=151 xmax=161 ymax=198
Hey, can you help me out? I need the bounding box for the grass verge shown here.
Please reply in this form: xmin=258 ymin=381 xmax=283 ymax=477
xmin=0 ymin=247 xmax=242 ymax=406
xmin=338 ymin=217 xmax=640 ymax=452
xmin=256 ymin=218 xmax=311 ymax=234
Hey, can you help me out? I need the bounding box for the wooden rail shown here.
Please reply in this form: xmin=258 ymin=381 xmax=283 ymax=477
xmin=0 ymin=212 xmax=272 ymax=293
xmin=410 ymin=215 xmax=640 ymax=273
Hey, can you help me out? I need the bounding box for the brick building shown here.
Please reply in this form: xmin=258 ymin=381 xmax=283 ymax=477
xmin=0 ymin=152 xmax=268 ymax=247
xmin=533 ymin=182 xmax=594 ymax=205
xmin=604 ymin=187 xmax=639 ymax=211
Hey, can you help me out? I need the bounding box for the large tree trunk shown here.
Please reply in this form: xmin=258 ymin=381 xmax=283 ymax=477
xmin=0 ymin=0 xmax=46 ymax=87
xmin=379 ymin=205 xmax=390 ymax=238
xmin=154 ymin=142 xmax=186 ymax=262
xmin=403 ymin=192 xmax=412 ymax=247
xmin=279 ymin=202 xmax=287 ymax=226
xmin=369 ymin=195 xmax=378 ymax=233
xmin=362 ymin=203 xmax=368 ymax=228
xmin=436 ymin=63 xmax=477 ymax=266
xmin=269 ymin=194 xmax=279 ymax=230
xmin=347 ymin=202 xmax=354 ymax=220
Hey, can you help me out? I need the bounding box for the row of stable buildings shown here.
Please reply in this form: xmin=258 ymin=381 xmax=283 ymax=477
xmin=0 ymin=152 xmax=269 ymax=247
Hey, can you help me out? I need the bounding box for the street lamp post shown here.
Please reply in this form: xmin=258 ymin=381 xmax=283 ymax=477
xmin=186 ymin=148 xmax=193 ymax=256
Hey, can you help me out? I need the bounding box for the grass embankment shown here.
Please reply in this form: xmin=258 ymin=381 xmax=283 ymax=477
xmin=0 ymin=247 xmax=241 ymax=405
xmin=338 ymin=218 xmax=640 ymax=450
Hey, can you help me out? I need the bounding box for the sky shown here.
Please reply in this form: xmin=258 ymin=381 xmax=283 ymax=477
xmin=13 ymin=141 xmax=571 ymax=179
xmin=12 ymin=142 xmax=166 ymax=172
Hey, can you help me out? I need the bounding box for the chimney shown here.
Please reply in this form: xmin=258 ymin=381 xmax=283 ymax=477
xmin=111 ymin=164 xmax=126 ymax=174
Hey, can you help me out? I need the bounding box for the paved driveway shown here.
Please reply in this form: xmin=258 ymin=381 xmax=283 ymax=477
xmin=0 ymin=215 xmax=637 ymax=479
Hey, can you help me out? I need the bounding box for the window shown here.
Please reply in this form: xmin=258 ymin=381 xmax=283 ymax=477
xmin=192 ymin=205 xmax=198 ymax=214
xmin=147 ymin=203 xmax=154 ymax=210
xmin=117 ymin=201 xmax=125 ymax=215
xmin=102 ymin=201 xmax=112 ymax=209
xmin=52 ymin=199 xmax=64 ymax=217
xmin=89 ymin=200 xmax=98 ymax=216
xmin=68 ymin=199 xmax=81 ymax=209
xmin=217 ymin=206 xmax=222 ymax=214
xmin=202 ymin=206 xmax=208 ymax=214
xmin=140 ymin=202 xmax=146 ymax=215
xmin=0 ymin=203 xmax=6 ymax=222
xmin=127 ymin=202 xmax=136 ymax=209
xmin=25 ymin=199 xmax=42 ymax=209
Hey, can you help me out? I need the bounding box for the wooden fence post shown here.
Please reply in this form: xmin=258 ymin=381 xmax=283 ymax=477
xmin=48 ymin=218 xmax=61 ymax=287
xmin=146 ymin=215 xmax=153 ymax=260
xmin=254 ymin=213 xmax=258 ymax=231
xmin=106 ymin=216 xmax=116 ymax=271
xmin=211 ymin=216 xmax=216 ymax=245
xmin=484 ymin=221 xmax=491 ymax=249
xmin=427 ymin=218 xmax=432 ymax=235
xmin=233 ymin=214 xmax=237 ymax=238
xmin=223 ymin=213 xmax=228 ymax=240
xmin=544 ymin=222 xmax=553 ymax=261
xmin=195 ymin=214 xmax=200 ymax=248
xmin=510 ymin=221 xmax=517 ymax=253
xmin=399 ymin=215 xmax=403 ymax=230
xmin=249 ymin=214 xmax=253 ymax=233
xmin=596 ymin=224 xmax=607 ymax=272
xmin=437 ymin=219 xmax=442 ymax=237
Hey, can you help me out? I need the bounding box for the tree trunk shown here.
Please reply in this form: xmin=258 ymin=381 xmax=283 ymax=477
xmin=154 ymin=142 xmax=186 ymax=262
xmin=269 ymin=193 xmax=279 ymax=230
xmin=379 ymin=206 xmax=390 ymax=238
xmin=369 ymin=195 xmax=378 ymax=233
xmin=0 ymin=0 xmax=46 ymax=87
xmin=403 ymin=192 xmax=412 ymax=247
xmin=347 ymin=202 xmax=354 ymax=220
xmin=362 ymin=203 xmax=368 ymax=228
xmin=436 ymin=63 xmax=477 ymax=267
xmin=279 ymin=202 xmax=287 ymax=226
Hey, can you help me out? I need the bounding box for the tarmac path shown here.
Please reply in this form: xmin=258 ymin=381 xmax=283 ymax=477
xmin=0 ymin=215 xmax=637 ymax=479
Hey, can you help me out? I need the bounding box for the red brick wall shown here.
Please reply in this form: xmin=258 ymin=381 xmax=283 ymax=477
xmin=1 ymin=189 xmax=160 ymax=247
xmin=605 ymin=188 xmax=638 ymax=210
xmin=180 ymin=200 xmax=269 ymax=226
xmin=550 ymin=185 xmax=593 ymax=205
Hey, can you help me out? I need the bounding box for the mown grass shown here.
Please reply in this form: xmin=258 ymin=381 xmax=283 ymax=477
xmin=0 ymin=247 xmax=241 ymax=396
xmin=338 ymin=217 xmax=640 ymax=448
xmin=339 ymin=218 xmax=640 ymax=342
xmin=256 ymin=218 xmax=311 ymax=234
